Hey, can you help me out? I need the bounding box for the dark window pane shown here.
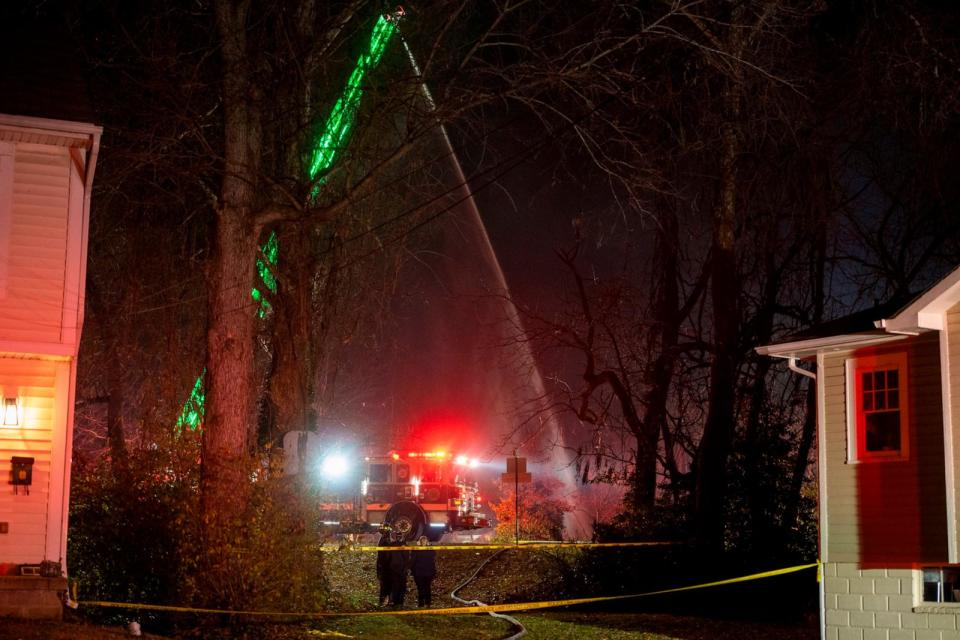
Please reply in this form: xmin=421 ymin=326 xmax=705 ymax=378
xmin=924 ymin=576 xmax=941 ymax=603
xmin=876 ymin=391 xmax=886 ymax=410
xmin=865 ymin=411 xmax=901 ymax=452
xmin=945 ymin=569 xmax=960 ymax=602
xmin=887 ymin=369 xmax=899 ymax=389
xmin=863 ymin=393 xmax=874 ymax=411
xmin=888 ymin=390 xmax=899 ymax=409
xmin=369 ymin=464 xmax=390 ymax=483
xmin=863 ymin=372 xmax=873 ymax=391
xmin=875 ymin=370 xmax=886 ymax=389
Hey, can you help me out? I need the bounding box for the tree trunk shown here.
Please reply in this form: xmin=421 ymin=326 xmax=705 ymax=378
xmin=202 ymin=214 xmax=259 ymax=522
xmin=643 ymin=206 xmax=683 ymax=506
xmin=267 ymin=226 xmax=315 ymax=440
xmin=200 ymin=0 xmax=262 ymax=587
xmin=694 ymin=64 xmax=742 ymax=551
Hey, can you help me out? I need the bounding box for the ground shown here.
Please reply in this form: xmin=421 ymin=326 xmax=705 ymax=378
xmin=0 ymin=545 xmax=818 ymax=638
xmin=0 ymin=612 xmax=818 ymax=639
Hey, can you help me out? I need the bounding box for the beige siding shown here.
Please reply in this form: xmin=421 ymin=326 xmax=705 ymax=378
xmin=0 ymin=356 xmax=59 ymax=564
xmin=946 ymin=302 xmax=960 ymax=560
xmin=0 ymin=144 xmax=68 ymax=344
xmin=823 ymin=332 xmax=948 ymax=564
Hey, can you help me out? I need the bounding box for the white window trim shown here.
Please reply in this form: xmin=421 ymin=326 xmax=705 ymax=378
xmin=845 ymin=351 xmax=910 ymax=463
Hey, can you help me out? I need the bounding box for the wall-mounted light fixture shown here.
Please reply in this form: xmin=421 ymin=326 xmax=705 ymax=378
xmin=3 ymin=397 xmax=19 ymax=426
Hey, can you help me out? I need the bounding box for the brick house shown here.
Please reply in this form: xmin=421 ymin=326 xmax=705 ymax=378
xmin=0 ymin=24 xmax=102 ymax=618
xmin=758 ymin=265 xmax=960 ymax=640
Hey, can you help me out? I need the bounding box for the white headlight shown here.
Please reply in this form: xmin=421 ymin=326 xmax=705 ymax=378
xmin=321 ymin=454 xmax=350 ymax=478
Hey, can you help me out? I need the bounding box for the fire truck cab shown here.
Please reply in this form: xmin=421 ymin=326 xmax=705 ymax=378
xmin=362 ymin=450 xmax=488 ymax=539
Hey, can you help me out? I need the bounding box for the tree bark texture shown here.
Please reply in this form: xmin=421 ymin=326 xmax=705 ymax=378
xmin=694 ymin=61 xmax=743 ymax=551
xmin=201 ymin=0 xmax=262 ymax=561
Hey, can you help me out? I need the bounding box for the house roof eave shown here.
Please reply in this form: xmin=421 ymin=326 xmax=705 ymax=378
xmin=879 ymin=265 xmax=960 ymax=333
xmin=0 ymin=114 xmax=102 ymax=149
xmin=755 ymin=332 xmax=908 ymax=360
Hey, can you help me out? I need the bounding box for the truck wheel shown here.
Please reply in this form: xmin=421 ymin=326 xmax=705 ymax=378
xmin=384 ymin=500 xmax=426 ymax=543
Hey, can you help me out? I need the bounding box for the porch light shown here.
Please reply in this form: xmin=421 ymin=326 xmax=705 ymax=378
xmin=3 ymin=397 xmax=19 ymax=426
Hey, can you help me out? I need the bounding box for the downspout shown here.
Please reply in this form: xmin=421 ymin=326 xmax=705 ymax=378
xmin=788 ymin=356 xmax=816 ymax=381
xmin=60 ymin=130 xmax=101 ymax=576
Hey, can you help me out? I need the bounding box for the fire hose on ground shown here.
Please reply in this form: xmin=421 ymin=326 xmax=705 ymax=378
xmin=450 ymin=548 xmax=527 ymax=640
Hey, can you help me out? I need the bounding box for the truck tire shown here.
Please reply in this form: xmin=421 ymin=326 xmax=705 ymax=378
xmin=384 ymin=500 xmax=427 ymax=542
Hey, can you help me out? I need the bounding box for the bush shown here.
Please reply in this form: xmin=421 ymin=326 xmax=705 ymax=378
xmin=491 ymin=479 xmax=571 ymax=542
xmin=68 ymin=434 xmax=202 ymax=627
xmin=69 ymin=436 xmax=330 ymax=633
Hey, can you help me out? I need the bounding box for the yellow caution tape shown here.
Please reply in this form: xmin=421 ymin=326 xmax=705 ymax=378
xmin=78 ymin=561 xmax=819 ymax=618
xmin=336 ymin=541 xmax=678 ymax=552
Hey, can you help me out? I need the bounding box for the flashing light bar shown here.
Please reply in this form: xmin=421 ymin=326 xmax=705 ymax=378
xmin=390 ymin=450 xmax=480 ymax=461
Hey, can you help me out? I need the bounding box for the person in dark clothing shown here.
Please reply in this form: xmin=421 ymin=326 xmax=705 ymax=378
xmin=411 ymin=535 xmax=437 ymax=607
xmin=388 ymin=533 xmax=411 ymax=607
xmin=375 ymin=529 xmax=394 ymax=606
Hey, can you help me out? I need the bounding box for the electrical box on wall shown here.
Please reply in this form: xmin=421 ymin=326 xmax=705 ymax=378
xmin=11 ymin=456 xmax=33 ymax=495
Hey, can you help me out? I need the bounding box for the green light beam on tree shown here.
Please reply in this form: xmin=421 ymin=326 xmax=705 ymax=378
xmin=252 ymin=229 xmax=280 ymax=318
xmin=176 ymin=13 xmax=399 ymax=432
xmin=176 ymin=371 xmax=206 ymax=431
xmin=308 ymin=14 xmax=397 ymax=186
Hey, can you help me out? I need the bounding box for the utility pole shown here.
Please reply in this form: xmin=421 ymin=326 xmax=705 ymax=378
xmin=514 ymin=450 xmax=520 ymax=545
xmin=502 ymin=453 xmax=532 ymax=545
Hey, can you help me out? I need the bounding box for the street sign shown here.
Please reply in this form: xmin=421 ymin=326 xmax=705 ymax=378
xmin=501 ymin=456 xmax=532 ymax=484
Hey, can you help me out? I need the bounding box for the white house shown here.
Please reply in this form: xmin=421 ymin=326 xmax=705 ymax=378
xmin=0 ymin=112 xmax=100 ymax=617
xmin=759 ymin=265 xmax=960 ymax=640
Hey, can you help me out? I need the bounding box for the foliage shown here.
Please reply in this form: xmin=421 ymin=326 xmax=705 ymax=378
xmin=491 ymin=479 xmax=571 ymax=542
xmin=68 ymin=432 xmax=202 ymax=626
xmin=186 ymin=477 xmax=330 ymax=615
xmin=69 ymin=441 xmax=330 ymax=630
xmin=724 ymin=397 xmax=819 ymax=562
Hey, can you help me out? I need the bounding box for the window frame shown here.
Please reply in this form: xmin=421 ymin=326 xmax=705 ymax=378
xmin=922 ymin=567 xmax=960 ymax=604
xmin=845 ymin=351 xmax=910 ymax=463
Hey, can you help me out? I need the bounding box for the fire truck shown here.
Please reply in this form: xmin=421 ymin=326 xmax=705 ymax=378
xmin=361 ymin=450 xmax=489 ymax=540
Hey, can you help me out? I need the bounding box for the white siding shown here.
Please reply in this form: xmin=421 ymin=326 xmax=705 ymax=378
xmin=946 ymin=302 xmax=960 ymax=560
xmin=0 ymin=144 xmax=68 ymax=344
xmin=0 ymin=356 xmax=60 ymax=564
xmin=823 ymin=333 xmax=948 ymax=564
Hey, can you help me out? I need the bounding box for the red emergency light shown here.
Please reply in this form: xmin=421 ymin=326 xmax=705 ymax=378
xmin=402 ymin=450 xmax=450 ymax=459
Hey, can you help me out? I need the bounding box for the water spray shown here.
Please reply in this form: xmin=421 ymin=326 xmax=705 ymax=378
xmin=399 ymin=34 xmax=582 ymax=537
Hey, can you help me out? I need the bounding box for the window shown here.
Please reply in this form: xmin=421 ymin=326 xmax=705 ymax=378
xmin=923 ymin=567 xmax=960 ymax=603
xmin=369 ymin=464 xmax=390 ymax=483
xmin=846 ymin=352 xmax=909 ymax=461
